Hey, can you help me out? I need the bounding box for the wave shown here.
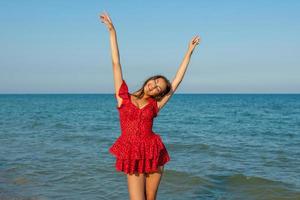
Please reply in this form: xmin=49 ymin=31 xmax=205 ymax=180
xmin=214 ymin=174 xmax=300 ymax=200
xmin=162 ymin=169 xmax=300 ymax=199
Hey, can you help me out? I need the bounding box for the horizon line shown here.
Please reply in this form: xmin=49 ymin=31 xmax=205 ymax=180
xmin=0 ymin=93 xmax=299 ymax=95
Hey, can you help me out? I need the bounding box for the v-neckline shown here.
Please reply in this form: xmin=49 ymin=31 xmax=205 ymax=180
xmin=129 ymin=94 xmax=151 ymax=110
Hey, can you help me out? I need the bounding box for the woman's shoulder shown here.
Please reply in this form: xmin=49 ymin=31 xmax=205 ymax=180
xmin=150 ymin=97 xmax=159 ymax=117
xmin=116 ymin=79 xmax=129 ymax=100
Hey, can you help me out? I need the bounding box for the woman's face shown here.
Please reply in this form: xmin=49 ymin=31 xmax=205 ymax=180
xmin=144 ymin=78 xmax=167 ymax=97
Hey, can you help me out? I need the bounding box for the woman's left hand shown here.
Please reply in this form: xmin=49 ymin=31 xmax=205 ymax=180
xmin=188 ymin=35 xmax=201 ymax=51
xmin=100 ymin=11 xmax=115 ymax=32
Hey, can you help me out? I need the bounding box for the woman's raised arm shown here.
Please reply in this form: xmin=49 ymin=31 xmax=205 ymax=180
xmin=100 ymin=11 xmax=124 ymax=97
xmin=157 ymin=35 xmax=201 ymax=110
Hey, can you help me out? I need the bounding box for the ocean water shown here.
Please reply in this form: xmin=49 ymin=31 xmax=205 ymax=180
xmin=0 ymin=94 xmax=300 ymax=200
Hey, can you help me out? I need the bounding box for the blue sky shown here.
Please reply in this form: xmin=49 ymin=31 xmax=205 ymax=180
xmin=0 ymin=0 xmax=299 ymax=93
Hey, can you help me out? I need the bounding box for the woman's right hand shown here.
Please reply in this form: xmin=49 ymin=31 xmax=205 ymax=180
xmin=99 ymin=11 xmax=115 ymax=32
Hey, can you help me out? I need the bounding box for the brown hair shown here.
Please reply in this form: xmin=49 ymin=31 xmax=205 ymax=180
xmin=132 ymin=75 xmax=172 ymax=101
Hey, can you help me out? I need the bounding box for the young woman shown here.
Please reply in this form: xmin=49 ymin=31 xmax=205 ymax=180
xmin=100 ymin=11 xmax=200 ymax=200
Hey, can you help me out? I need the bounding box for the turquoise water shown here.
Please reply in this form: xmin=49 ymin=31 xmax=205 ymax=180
xmin=0 ymin=94 xmax=300 ymax=200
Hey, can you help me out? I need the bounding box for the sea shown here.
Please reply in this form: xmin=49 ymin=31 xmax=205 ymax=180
xmin=0 ymin=94 xmax=299 ymax=200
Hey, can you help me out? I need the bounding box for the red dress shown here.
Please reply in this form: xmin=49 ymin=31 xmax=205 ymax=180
xmin=109 ymin=79 xmax=171 ymax=174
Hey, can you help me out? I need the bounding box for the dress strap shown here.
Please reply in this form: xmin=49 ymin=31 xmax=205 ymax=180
xmin=115 ymin=79 xmax=129 ymax=100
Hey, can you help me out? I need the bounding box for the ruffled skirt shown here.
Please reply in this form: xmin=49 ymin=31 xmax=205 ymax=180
xmin=109 ymin=133 xmax=170 ymax=174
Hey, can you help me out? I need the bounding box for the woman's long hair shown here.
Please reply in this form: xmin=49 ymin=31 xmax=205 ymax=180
xmin=132 ymin=75 xmax=172 ymax=101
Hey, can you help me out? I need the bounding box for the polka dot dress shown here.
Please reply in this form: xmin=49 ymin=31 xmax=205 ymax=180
xmin=109 ymin=79 xmax=170 ymax=174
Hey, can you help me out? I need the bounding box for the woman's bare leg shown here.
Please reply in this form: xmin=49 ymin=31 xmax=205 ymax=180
xmin=145 ymin=166 xmax=164 ymax=200
xmin=127 ymin=172 xmax=146 ymax=200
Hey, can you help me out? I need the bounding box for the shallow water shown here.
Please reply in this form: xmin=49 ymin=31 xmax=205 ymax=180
xmin=0 ymin=94 xmax=300 ymax=199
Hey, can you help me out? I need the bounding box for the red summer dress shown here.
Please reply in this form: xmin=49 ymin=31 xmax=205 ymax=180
xmin=109 ymin=79 xmax=171 ymax=174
